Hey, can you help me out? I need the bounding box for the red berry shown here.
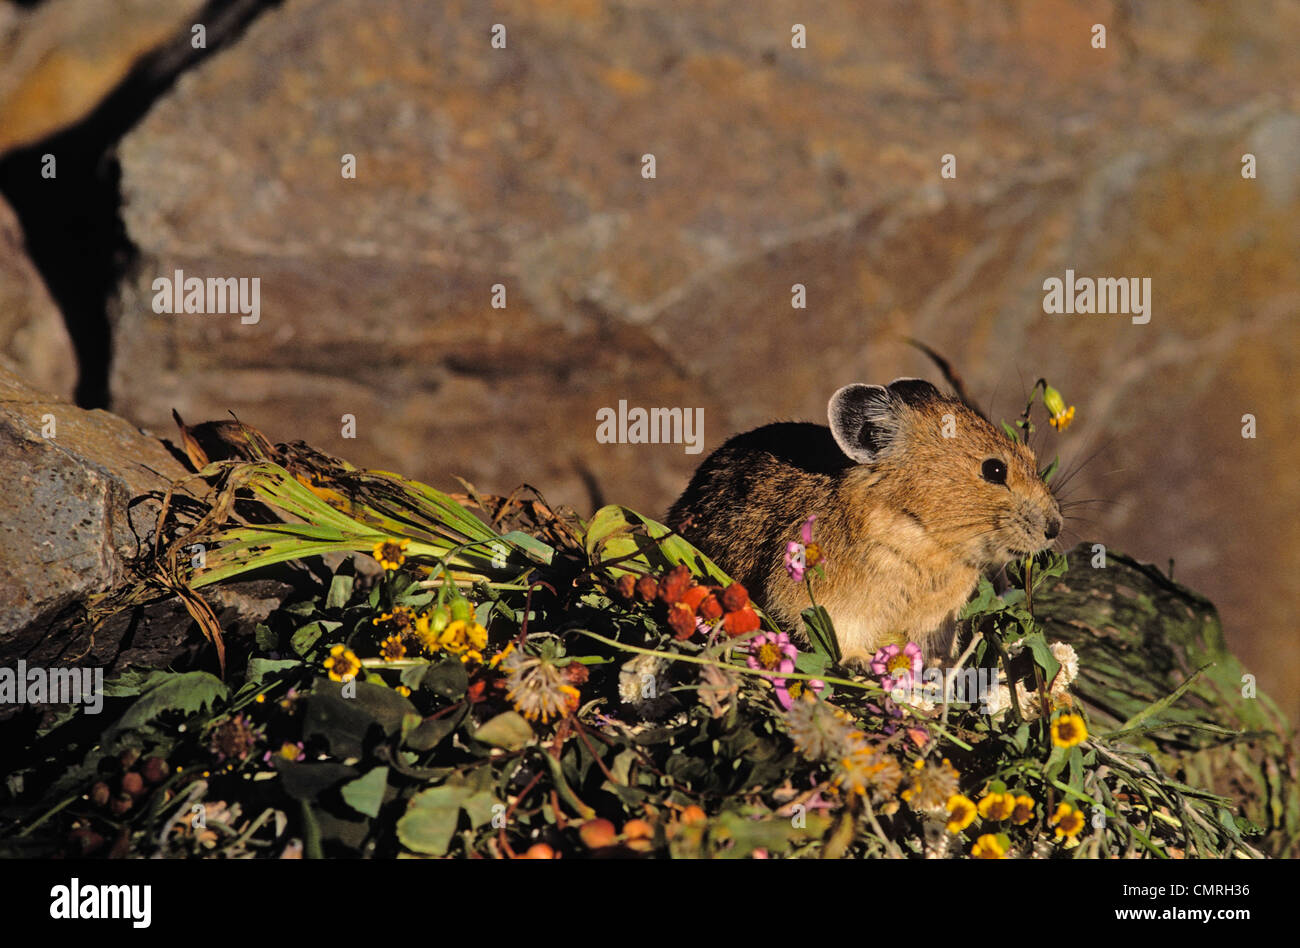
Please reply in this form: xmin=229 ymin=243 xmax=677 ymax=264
xmin=141 ymin=757 xmax=169 ymax=785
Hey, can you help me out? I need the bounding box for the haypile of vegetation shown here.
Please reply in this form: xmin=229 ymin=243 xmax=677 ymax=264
xmin=0 ymin=402 xmax=1292 ymax=858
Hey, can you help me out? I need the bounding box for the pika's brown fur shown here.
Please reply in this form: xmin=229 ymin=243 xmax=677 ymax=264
xmin=666 ymin=379 xmax=1061 ymax=664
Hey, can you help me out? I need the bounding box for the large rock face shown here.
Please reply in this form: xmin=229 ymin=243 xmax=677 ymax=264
xmin=0 ymin=1 xmax=1292 ymax=716
xmin=0 ymin=195 xmax=76 ymax=399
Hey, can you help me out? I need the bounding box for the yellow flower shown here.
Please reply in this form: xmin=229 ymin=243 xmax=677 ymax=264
xmin=372 ymin=538 xmax=410 ymax=571
xmin=323 ymin=643 xmax=361 ymax=682
xmin=977 ymin=791 xmax=1016 ymax=822
xmin=1010 ymin=794 xmax=1036 ymax=825
xmin=1049 ymin=802 xmax=1085 ymax=838
xmin=1049 ymin=405 xmax=1075 ymax=430
xmin=395 ymin=685 xmax=411 ymax=697
xmin=1043 ymin=385 xmax=1075 ymax=431
xmin=379 ymin=635 xmax=406 ymax=661
xmin=372 ymin=606 xmax=415 ymax=633
xmin=414 ymin=607 xmax=450 ymax=652
xmin=488 ymin=641 xmax=515 ymax=668
xmin=946 ymin=794 xmax=977 ymax=833
xmin=1051 ymin=712 xmax=1088 ymax=748
xmin=971 ymin=833 xmax=1007 ymax=859
xmin=441 ymin=620 xmax=488 ymax=653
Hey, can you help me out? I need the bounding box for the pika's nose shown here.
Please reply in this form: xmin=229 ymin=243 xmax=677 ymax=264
xmin=1044 ymin=517 xmax=1061 ymax=540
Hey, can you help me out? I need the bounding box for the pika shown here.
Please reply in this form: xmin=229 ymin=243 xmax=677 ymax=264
xmin=666 ymin=378 xmax=1062 ymax=664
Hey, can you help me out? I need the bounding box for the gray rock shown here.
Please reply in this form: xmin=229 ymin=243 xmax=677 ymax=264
xmin=0 ymin=366 xmax=292 ymax=687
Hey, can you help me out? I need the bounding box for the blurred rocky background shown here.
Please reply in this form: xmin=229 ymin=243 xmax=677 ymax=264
xmin=0 ymin=0 xmax=1296 ymax=719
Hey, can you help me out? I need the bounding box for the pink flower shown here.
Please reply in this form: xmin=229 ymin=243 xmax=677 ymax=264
xmin=784 ymin=543 xmax=806 ymax=582
xmin=745 ymin=631 xmax=799 ymax=709
xmin=783 ymin=515 xmax=823 ymax=581
xmin=869 ymin=642 xmax=923 ymax=693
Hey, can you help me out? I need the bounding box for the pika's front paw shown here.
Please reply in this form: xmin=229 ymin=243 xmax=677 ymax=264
xmin=838 ymin=653 xmax=874 ymax=677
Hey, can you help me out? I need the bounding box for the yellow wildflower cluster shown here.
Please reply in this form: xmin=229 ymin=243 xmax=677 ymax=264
xmin=324 ymin=644 xmax=360 ymax=682
xmin=414 ymin=610 xmax=499 ymax=665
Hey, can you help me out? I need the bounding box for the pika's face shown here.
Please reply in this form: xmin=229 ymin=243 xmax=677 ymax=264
xmin=945 ymin=417 xmax=1062 ymax=563
xmin=829 ymin=379 xmax=1063 ymax=569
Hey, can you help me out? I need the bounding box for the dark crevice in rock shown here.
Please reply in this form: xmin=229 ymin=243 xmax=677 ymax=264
xmin=0 ymin=0 xmax=281 ymax=408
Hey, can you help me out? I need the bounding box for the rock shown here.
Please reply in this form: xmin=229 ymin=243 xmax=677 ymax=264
xmin=1040 ymin=547 xmax=1298 ymax=857
xmin=106 ymin=0 xmax=1300 ymax=721
xmin=0 ymin=194 xmax=76 ymax=399
xmin=0 ymin=364 xmax=186 ymax=635
xmin=0 ymin=366 xmax=292 ymax=688
xmin=0 ymin=0 xmax=206 ymax=154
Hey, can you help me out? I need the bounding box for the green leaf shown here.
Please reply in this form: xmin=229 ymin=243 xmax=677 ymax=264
xmin=1068 ymin=746 xmax=1084 ymax=791
xmin=1020 ymin=632 xmax=1062 ymax=686
xmin=793 ymin=648 xmax=831 ymax=679
xmin=800 ymin=605 xmax=841 ymax=665
xmin=499 ymin=530 xmax=555 ymax=565
xmin=340 ymin=766 xmax=389 ymax=818
xmin=462 ymin=791 xmax=500 ymax=829
xmin=959 ymin=578 xmax=1001 ymax=619
xmin=348 ymin=681 xmax=418 ymax=736
xmin=326 ymin=574 xmax=354 ymax=610
xmin=585 ymin=505 xmax=735 ymax=588
xmin=254 ymin=623 xmax=278 ymax=651
xmin=100 ymin=667 xmax=166 ymax=698
xmin=275 ymin=760 xmax=357 ymax=802
xmin=103 ymin=671 xmax=228 ymax=743
xmin=1110 ymin=665 xmax=1212 ymax=735
xmin=473 ymin=711 xmax=534 ymax=751
xmin=291 ymin=620 xmax=339 ymax=657
xmin=397 ymin=786 xmax=468 ymax=856
xmin=303 ymin=688 xmax=382 ymax=758
xmin=300 ymin=801 xmax=323 ymax=859
xmin=423 ymin=658 xmax=468 ymax=700
xmin=405 ymin=708 xmax=465 ymax=752
xmin=399 ymin=660 xmax=432 ymax=691
xmin=246 ymin=657 xmax=301 ymax=685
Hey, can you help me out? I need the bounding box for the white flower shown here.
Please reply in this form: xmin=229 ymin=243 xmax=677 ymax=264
xmin=983 ymin=684 xmax=1014 ymax=715
xmin=891 ymin=682 xmax=937 ymax=714
xmin=1049 ymin=642 xmax=1079 ymax=691
xmin=618 ymin=653 xmax=676 ymax=719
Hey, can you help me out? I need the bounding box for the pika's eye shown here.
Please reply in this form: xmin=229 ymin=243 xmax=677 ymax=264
xmin=981 ymin=458 xmax=1008 ymax=484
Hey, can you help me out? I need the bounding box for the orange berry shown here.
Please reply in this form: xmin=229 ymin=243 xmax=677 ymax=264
xmin=579 ymin=818 xmax=618 ymax=849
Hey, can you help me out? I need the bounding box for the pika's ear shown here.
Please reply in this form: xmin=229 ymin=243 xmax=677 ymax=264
xmin=885 ymin=377 xmax=943 ymax=407
xmin=828 ymin=383 xmax=896 ymax=464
